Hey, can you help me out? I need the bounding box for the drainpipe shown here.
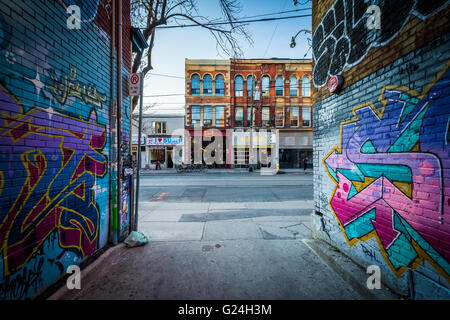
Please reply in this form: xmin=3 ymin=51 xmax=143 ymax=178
xmin=117 ymin=0 xmax=123 ymax=241
xmin=108 ymin=0 xmax=117 ymax=244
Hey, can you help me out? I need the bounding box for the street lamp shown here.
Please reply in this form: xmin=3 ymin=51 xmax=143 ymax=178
xmin=290 ymin=29 xmax=312 ymax=48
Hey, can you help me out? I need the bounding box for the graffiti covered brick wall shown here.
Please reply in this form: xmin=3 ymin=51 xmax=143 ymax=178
xmin=0 ymin=0 xmax=131 ymax=299
xmin=312 ymin=0 xmax=450 ymax=298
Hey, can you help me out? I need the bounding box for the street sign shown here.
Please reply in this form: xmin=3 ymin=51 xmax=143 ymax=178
xmin=129 ymin=73 xmax=142 ymax=96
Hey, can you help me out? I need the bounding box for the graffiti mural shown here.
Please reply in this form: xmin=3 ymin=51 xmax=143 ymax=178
xmin=0 ymin=84 xmax=107 ymax=290
xmin=323 ymin=67 xmax=450 ymax=280
xmin=312 ymin=0 xmax=449 ymax=87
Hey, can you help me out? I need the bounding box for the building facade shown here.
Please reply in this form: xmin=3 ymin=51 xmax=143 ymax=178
xmin=311 ymin=0 xmax=450 ymax=298
xmin=185 ymin=58 xmax=313 ymax=169
xmin=0 ymin=0 xmax=140 ymax=299
xmin=132 ymin=114 xmax=185 ymax=169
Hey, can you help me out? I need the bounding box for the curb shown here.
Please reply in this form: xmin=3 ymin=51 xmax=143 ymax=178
xmin=47 ymin=243 xmax=125 ymax=300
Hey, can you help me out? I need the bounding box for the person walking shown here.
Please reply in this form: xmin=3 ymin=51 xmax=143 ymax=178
xmin=302 ymin=157 xmax=308 ymax=171
xmin=156 ymin=160 xmax=161 ymax=170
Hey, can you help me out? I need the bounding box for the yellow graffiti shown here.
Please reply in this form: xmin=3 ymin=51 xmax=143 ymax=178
xmin=48 ymin=67 xmax=107 ymax=108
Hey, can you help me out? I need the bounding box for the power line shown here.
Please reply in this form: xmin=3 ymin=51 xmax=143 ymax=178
xmin=263 ymin=0 xmax=289 ymax=58
xmin=149 ymin=14 xmax=311 ymax=30
xmin=148 ymin=73 xmax=185 ymax=79
xmin=143 ymin=94 xmax=185 ymax=97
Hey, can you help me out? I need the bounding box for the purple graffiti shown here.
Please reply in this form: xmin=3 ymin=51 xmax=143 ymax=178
xmin=0 ymin=84 xmax=107 ymax=276
xmin=324 ymin=69 xmax=450 ymax=278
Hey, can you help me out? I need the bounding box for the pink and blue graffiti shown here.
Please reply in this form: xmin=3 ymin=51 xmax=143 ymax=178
xmin=324 ymin=67 xmax=450 ymax=280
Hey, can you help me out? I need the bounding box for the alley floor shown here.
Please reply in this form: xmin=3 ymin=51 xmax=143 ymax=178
xmin=54 ymin=173 xmax=397 ymax=300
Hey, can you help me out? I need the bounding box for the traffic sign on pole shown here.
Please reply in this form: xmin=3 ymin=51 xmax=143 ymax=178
xmin=129 ymin=73 xmax=142 ymax=96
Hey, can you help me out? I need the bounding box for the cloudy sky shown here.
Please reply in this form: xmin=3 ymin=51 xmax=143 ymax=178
xmin=140 ymin=0 xmax=312 ymax=115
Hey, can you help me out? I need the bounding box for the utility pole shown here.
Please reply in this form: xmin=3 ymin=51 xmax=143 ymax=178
xmin=134 ymin=74 xmax=144 ymax=231
xmin=249 ymin=73 xmax=254 ymax=172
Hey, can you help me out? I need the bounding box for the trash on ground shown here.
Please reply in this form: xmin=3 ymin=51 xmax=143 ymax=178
xmin=124 ymin=231 xmax=150 ymax=248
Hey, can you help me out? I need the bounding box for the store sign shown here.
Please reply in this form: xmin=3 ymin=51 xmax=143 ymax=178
xmin=232 ymin=132 xmax=272 ymax=147
xmin=147 ymin=137 xmax=183 ymax=146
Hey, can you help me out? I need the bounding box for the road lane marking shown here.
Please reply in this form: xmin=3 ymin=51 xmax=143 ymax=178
xmin=155 ymin=192 xmax=168 ymax=200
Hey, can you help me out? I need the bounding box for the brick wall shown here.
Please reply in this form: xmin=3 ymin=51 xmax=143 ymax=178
xmin=0 ymin=0 xmax=131 ymax=299
xmin=311 ymin=0 xmax=450 ymax=298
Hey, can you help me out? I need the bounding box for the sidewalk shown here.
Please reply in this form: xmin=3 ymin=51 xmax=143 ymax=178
xmin=139 ymin=168 xmax=313 ymax=175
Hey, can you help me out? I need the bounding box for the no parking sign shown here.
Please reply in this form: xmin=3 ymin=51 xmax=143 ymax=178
xmin=129 ymin=73 xmax=142 ymax=96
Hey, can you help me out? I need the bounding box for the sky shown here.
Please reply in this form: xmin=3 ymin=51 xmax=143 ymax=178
xmin=140 ymin=0 xmax=313 ymax=115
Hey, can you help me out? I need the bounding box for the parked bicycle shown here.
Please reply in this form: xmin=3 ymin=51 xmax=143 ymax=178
xmin=175 ymin=163 xmax=206 ymax=173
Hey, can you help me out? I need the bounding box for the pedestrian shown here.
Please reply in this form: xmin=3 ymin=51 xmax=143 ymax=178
xmin=156 ymin=160 xmax=161 ymax=170
xmin=302 ymin=157 xmax=308 ymax=171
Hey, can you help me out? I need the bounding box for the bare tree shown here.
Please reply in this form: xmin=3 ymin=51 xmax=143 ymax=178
xmin=132 ymin=103 xmax=158 ymax=134
xmin=130 ymin=0 xmax=252 ymax=111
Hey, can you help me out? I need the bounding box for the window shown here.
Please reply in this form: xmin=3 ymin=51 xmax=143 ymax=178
xmin=203 ymin=105 xmax=213 ymax=127
xmin=215 ymin=105 xmax=225 ymax=127
xmin=203 ymin=74 xmax=212 ymax=95
xmin=191 ymin=105 xmax=201 ymax=127
xmin=215 ymin=75 xmax=224 ymax=95
xmin=235 ymin=75 xmax=243 ymax=96
xmin=275 ymin=76 xmax=283 ymax=96
xmin=235 ymin=107 xmax=244 ymax=126
xmin=302 ymin=76 xmax=311 ymax=97
xmin=191 ymin=74 xmax=200 ymax=95
xmin=290 ymin=76 xmax=298 ymax=96
xmin=261 ymin=76 xmax=270 ymax=95
xmin=262 ymin=107 xmax=270 ymax=127
xmin=290 ymin=106 xmax=299 ymax=127
xmin=152 ymin=121 xmax=167 ymax=134
xmin=246 ymin=75 xmax=253 ymax=97
xmin=302 ymin=106 xmax=311 ymax=127
xmin=275 ymin=107 xmax=284 ymax=127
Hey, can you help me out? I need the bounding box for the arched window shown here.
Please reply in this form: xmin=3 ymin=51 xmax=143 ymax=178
xmin=246 ymin=75 xmax=253 ymax=96
xmin=191 ymin=74 xmax=200 ymax=95
xmin=203 ymin=74 xmax=212 ymax=95
xmin=235 ymin=75 xmax=243 ymax=96
xmin=215 ymin=74 xmax=224 ymax=95
xmin=290 ymin=76 xmax=298 ymax=97
xmin=275 ymin=76 xmax=284 ymax=96
xmin=261 ymin=75 xmax=270 ymax=95
xmin=302 ymin=76 xmax=310 ymax=97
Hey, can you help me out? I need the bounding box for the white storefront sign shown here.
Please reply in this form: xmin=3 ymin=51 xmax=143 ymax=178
xmin=147 ymin=137 xmax=183 ymax=146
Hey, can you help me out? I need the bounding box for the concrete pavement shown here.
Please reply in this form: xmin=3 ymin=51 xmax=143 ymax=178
xmin=51 ymin=173 xmax=399 ymax=300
